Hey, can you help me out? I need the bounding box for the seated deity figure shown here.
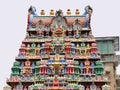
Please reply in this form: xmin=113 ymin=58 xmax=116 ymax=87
xmin=22 ymin=60 xmax=32 ymax=75
xmin=84 ymin=59 xmax=91 ymax=75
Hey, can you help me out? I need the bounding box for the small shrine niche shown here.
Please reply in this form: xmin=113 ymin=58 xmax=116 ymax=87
xmin=51 ymin=9 xmax=67 ymax=37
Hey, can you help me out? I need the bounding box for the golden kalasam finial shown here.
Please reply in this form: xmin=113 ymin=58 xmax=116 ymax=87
xmin=75 ymin=9 xmax=80 ymax=15
xmin=66 ymin=9 xmax=71 ymax=15
xmin=50 ymin=9 xmax=54 ymax=15
xmin=40 ymin=10 xmax=45 ymax=15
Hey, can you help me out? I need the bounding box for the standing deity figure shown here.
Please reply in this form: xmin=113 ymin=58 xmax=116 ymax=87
xmin=26 ymin=44 xmax=30 ymax=56
xmin=45 ymin=43 xmax=50 ymax=54
xmin=35 ymin=44 xmax=40 ymax=55
xmin=83 ymin=5 xmax=93 ymax=28
xmin=53 ymin=76 xmax=59 ymax=88
xmin=27 ymin=6 xmax=37 ymax=29
xmin=76 ymin=43 xmax=80 ymax=55
xmin=85 ymin=44 xmax=91 ymax=55
xmin=84 ymin=59 xmax=91 ymax=75
xmin=80 ymin=42 xmax=86 ymax=56
xmin=65 ymin=45 xmax=71 ymax=54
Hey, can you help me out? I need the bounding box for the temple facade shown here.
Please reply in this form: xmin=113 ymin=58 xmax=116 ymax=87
xmin=3 ymin=6 xmax=120 ymax=90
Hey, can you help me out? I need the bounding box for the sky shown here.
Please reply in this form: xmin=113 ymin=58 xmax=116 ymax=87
xmin=0 ymin=0 xmax=120 ymax=89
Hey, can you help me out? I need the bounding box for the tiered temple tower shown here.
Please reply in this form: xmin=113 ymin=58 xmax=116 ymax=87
xmin=4 ymin=6 xmax=112 ymax=90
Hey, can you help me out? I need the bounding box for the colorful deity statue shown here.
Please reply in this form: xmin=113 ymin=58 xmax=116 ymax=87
xmin=84 ymin=59 xmax=91 ymax=75
xmin=30 ymin=43 xmax=36 ymax=55
xmin=80 ymin=62 xmax=84 ymax=74
xmin=83 ymin=5 xmax=93 ymax=28
xmin=65 ymin=45 xmax=71 ymax=54
xmin=27 ymin=6 xmax=37 ymax=29
xmin=35 ymin=44 xmax=40 ymax=55
xmin=45 ymin=43 xmax=50 ymax=54
xmin=90 ymin=43 xmax=98 ymax=58
xmin=76 ymin=43 xmax=80 ymax=55
xmin=61 ymin=45 xmax=65 ymax=52
xmin=51 ymin=45 xmax=55 ymax=53
xmin=19 ymin=44 xmax=26 ymax=55
xmin=53 ymin=76 xmax=59 ymax=88
xmin=71 ymin=43 xmax=75 ymax=55
xmin=26 ymin=44 xmax=30 ymax=55
xmin=85 ymin=44 xmax=91 ymax=55
xmin=21 ymin=60 xmax=32 ymax=75
xmin=80 ymin=42 xmax=86 ymax=56
xmin=91 ymin=62 xmax=95 ymax=74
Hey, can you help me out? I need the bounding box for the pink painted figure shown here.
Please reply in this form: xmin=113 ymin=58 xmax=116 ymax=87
xmin=86 ymin=85 xmax=90 ymax=90
xmin=84 ymin=59 xmax=91 ymax=75
xmin=19 ymin=44 xmax=26 ymax=55
xmin=53 ymin=76 xmax=59 ymax=88
xmin=24 ymin=86 xmax=27 ymax=90
xmin=91 ymin=43 xmax=98 ymax=54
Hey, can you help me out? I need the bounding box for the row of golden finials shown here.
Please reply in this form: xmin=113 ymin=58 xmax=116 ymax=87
xmin=40 ymin=9 xmax=80 ymax=16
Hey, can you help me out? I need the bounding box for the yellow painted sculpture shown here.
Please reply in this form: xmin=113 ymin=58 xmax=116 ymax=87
xmin=21 ymin=59 xmax=32 ymax=75
xmin=85 ymin=44 xmax=91 ymax=55
xmin=76 ymin=43 xmax=80 ymax=55
xmin=26 ymin=44 xmax=30 ymax=55
xmin=35 ymin=44 xmax=40 ymax=55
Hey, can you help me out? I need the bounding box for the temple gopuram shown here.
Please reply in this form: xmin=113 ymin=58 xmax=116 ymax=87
xmin=3 ymin=5 xmax=120 ymax=90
